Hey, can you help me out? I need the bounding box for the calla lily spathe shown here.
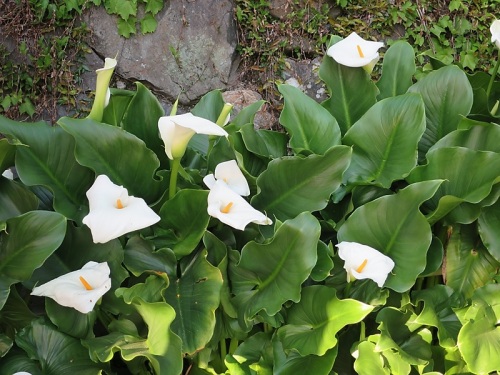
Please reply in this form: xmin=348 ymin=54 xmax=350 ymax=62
xmin=327 ymin=32 xmax=384 ymax=71
xmin=336 ymin=241 xmax=395 ymax=287
xmin=88 ymin=57 xmax=117 ymax=122
xmin=203 ymin=160 xmax=250 ymax=196
xmin=2 ymin=168 xmax=13 ymax=179
xmin=158 ymin=113 xmax=228 ymax=159
xmin=207 ymin=180 xmax=272 ymax=230
xmin=31 ymin=261 xmax=111 ymax=314
xmin=491 ymin=19 xmax=500 ymax=49
xmin=82 ymin=175 xmax=160 ymax=243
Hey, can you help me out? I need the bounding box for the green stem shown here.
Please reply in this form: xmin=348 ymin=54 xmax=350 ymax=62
xmin=220 ymin=339 xmax=227 ymax=362
xmin=487 ymin=51 xmax=500 ymax=103
xmin=169 ymin=158 xmax=181 ymax=199
xmin=228 ymin=338 xmax=239 ymax=355
xmin=359 ymin=321 xmax=366 ymax=341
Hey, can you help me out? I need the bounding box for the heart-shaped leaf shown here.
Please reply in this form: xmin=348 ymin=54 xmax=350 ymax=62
xmin=376 ymin=40 xmax=416 ymax=100
xmin=0 ymin=117 xmax=94 ymax=221
xmin=230 ymin=212 xmax=320 ymax=325
xmin=407 ymin=65 xmax=473 ymax=158
xmin=163 ymin=249 xmax=223 ymax=354
xmin=277 ymin=285 xmax=373 ymax=356
xmin=278 ymin=84 xmax=341 ymax=154
xmin=0 ymin=211 xmax=66 ymax=309
xmin=58 ymin=117 xmax=165 ymax=203
xmin=252 ymin=145 xmax=351 ymax=221
xmin=338 ymin=180 xmax=442 ymax=292
xmin=342 ymin=93 xmax=425 ymax=187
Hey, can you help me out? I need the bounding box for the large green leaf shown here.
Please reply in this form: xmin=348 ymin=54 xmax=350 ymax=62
xmin=0 ymin=211 xmax=66 ymax=309
xmin=58 ymin=116 xmax=164 ymax=203
xmin=0 ymin=116 xmax=94 ymax=221
xmin=354 ymin=340 xmax=390 ymax=375
xmin=412 ymin=285 xmax=463 ymax=348
xmin=407 ymin=65 xmax=473 ymax=158
xmin=164 ymin=249 xmax=223 ymax=355
xmin=0 ymin=178 xmax=39 ymax=221
xmin=319 ymin=37 xmax=378 ymax=134
xmin=102 ymin=88 xmax=135 ymax=126
xmin=123 ymin=235 xmax=177 ymax=277
xmin=230 ymin=212 xmax=320 ymax=325
xmin=251 ymin=145 xmax=351 ymax=221
xmin=225 ymin=332 xmax=273 ymax=375
xmin=342 ymin=93 xmax=425 ymax=187
xmin=157 ymin=189 xmax=209 ymax=258
xmin=238 ymin=123 xmax=288 ymax=159
xmin=121 ymin=82 xmax=166 ymax=163
xmin=457 ymin=304 xmax=500 ymax=374
xmin=445 ymin=224 xmax=500 ymax=298
xmin=376 ymin=308 xmax=432 ymax=365
xmin=407 ymin=147 xmax=500 ymax=224
xmin=273 ymin=340 xmax=337 ymax=375
xmin=16 ymin=318 xmax=105 ymax=374
xmin=277 ymin=285 xmax=373 ymax=356
xmin=278 ymin=84 xmax=341 ymax=155
xmin=376 ymin=40 xmax=416 ymax=100
xmin=479 ymin=199 xmax=500 ymax=262
xmin=337 ymin=180 xmax=442 ymax=292
xmin=430 ymin=120 xmax=500 ymax=153
xmin=0 ymin=138 xmax=15 ymax=172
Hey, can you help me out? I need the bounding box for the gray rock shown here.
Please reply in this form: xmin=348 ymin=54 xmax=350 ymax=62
xmin=282 ymin=57 xmax=328 ymax=103
xmin=84 ymin=0 xmax=238 ymax=105
xmin=222 ymin=89 xmax=277 ymax=129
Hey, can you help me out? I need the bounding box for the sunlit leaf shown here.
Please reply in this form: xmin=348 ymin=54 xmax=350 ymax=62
xmin=277 ymin=285 xmax=373 ymax=356
xmin=376 ymin=308 xmax=432 ymax=365
xmin=230 ymin=212 xmax=320 ymax=325
xmin=458 ymin=304 xmax=500 ymax=374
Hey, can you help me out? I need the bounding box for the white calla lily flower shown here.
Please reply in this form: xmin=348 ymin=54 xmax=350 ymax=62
xmin=13 ymin=373 xmax=32 ymax=375
xmin=491 ymin=19 xmax=500 ymax=49
xmin=82 ymin=175 xmax=160 ymax=243
xmin=203 ymin=160 xmax=250 ymax=196
xmin=31 ymin=261 xmax=111 ymax=314
xmin=2 ymin=168 xmax=13 ymax=179
xmin=207 ymin=180 xmax=272 ymax=230
xmin=158 ymin=113 xmax=228 ymax=160
xmin=88 ymin=57 xmax=117 ymax=122
xmin=327 ymin=32 xmax=384 ymax=71
xmin=336 ymin=241 xmax=395 ymax=287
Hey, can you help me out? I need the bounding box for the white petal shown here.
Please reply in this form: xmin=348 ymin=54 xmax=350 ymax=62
xmin=214 ymin=160 xmax=250 ymax=196
xmin=207 ymin=181 xmax=272 ymax=230
xmin=96 ymin=57 xmax=117 ymax=72
xmin=336 ymin=241 xmax=395 ymax=287
xmin=2 ymin=169 xmax=13 ymax=179
xmin=327 ymin=32 xmax=384 ymax=68
xmin=491 ymin=20 xmax=500 ymax=48
xmin=31 ymin=261 xmax=111 ymax=314
xmin=82 ymin=175 xmax=160 ymax=243
xmin=203 ymin=174 xmax=217 ymax=190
